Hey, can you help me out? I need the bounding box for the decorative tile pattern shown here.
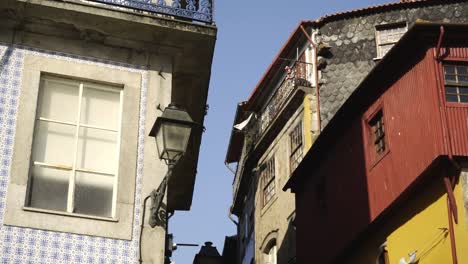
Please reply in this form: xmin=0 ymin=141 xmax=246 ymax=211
xmin=0 ymin=44 xmax=148 ymax=263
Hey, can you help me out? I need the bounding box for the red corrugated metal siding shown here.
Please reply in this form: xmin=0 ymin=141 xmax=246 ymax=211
xmin=296 ymin=49 xmax=446 ymax=263
xmin=443 ymin=46 xmax=468 ymax=155
xmin=447 ymin=107 xmax=468 ymax=155
xmin=366 ymin=48 xmax=444 ymax=219
xmin=442 ymin=46 xmax=468 ymax=60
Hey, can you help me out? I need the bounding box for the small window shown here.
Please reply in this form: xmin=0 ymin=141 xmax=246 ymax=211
xmin=26 ymin=75 xmax=123 ymax=218
xmin=289 ymin=121 xmax=303 ymax=173
xmin=369 ymin=110 xmax=386 ymax=156
xmin=369 ymin=110 xmax=386 ymax=155
xmin=261 ymin=158 xmax=276 ymax=207
xmin=375 ymin=23 xmax=407 ymax=58
xmin=444 ymin=64 xmax=468 ymax=103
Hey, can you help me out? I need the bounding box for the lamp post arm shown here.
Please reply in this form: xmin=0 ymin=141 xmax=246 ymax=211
xmin=149 ymin=163 xmax=174 ymax=228
xmin=138 ymin=163 xmax=176 ymax=263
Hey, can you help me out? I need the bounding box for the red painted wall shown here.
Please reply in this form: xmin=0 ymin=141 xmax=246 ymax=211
xmin=295 ymin=47 xmax=459 ymax=263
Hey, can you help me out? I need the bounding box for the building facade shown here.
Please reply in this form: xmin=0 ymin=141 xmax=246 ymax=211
xmin=0 ymin=0 xmax=216 ymax=263
xmin=225 ymin=33 xmax=317 ymax=264
xmin=226 ymin=0 xmax=468 ymax=263
xmin=285 ymin=22 xmax=468 ymax=264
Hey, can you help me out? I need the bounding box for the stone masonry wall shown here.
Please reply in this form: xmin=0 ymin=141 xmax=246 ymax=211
xmin=317 ymin=1 xmax=468 ymax=127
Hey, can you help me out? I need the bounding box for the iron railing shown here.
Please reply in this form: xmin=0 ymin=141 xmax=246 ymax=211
xmin=86 ymin=0 xmax=213 ymax=23
xmin=255 ymin=62 xmax=312 ymax=138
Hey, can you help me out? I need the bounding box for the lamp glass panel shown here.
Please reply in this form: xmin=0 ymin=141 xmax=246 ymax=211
xmin=162 ymin=122 xmax=191 ymax=160
xmin=155 ymin=123 xmax=165 ymax=159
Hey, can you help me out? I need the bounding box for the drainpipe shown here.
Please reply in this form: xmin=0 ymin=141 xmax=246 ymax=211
xmin=225 ymin=164 xmax=239 ymax=227
xmin=435 ymin=26 xmax=445 ymax=61
xmin=433 ymin=25 xmax=459 ymax=264
xmin=300 ymin=24 xmax=321 ymax=132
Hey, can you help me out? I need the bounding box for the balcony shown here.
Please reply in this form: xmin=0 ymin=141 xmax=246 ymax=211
xmin=230 ymin=62 xmax=313 ymax=215
xmin=86 ymin=0 xmax=213 ymax=23
xmin=255 ymin=61 xmax=312 ymax=140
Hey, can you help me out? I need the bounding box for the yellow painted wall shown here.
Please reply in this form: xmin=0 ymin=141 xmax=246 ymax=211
xmin=340 ymin=174 xmax=468 ymax=264
xmin=303 ymin=94 xmax=314 ymax=151
xmin=385 ymin=177 xmax=468 ymax=264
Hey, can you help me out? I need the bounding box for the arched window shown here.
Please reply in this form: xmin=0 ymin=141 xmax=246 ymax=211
xmin=265 ymin=243 xmax=277 ymax=264
xmin=376 ymin=242 xmax=389 ymax=264
xmin=260 ymin=230 xmax=278 ymax=264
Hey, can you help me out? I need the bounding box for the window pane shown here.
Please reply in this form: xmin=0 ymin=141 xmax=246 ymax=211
xmin=379 ymin=44 xmax=394 ymax=57
xmin=80 ymin=85 xmax=121 ymax=130
xmin=459 ymin=87 xmax=468 ymax=95
xmin=460 ymin=95 xmax=468 ymax=103
xmin=75 ymin=171 xmax=114 ymax=217
xmin=445 ymin=75 xmax=456 ymax=83
xmin=444 ymin=65 xmax=455 ymax=75
xmin=32 ymin=122 xmax=75 ymax=166
xmin=28 ymin=165 xmax=70 ymax=211
xmin=446 ymin=94 xmax=459 ymax=102
xmin=446 ymin=87 xmax=458 ymax=94
xmin=459 ymin=75 xmax=468 ymax=85
xmin=456 ymin=66 xmax=467 ymax=75
xmin=37 ymin=78 xmax=79 ymax=123
xmin=77 ymin=127 xmax=118 ymax=173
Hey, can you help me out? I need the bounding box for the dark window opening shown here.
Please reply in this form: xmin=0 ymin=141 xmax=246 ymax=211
xmin=290 ymin=121 xmax=303 ymax=173
xmin=261 ymin=158 xmax=276 ymax=207
xmin=369 ymin=111 xmax=385 ymax=155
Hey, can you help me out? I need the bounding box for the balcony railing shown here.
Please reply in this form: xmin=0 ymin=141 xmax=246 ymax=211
xmin=255 ymin=62 xmax=312 ymax=138
xmin=87 ymin=0 xmax=213 ymax=23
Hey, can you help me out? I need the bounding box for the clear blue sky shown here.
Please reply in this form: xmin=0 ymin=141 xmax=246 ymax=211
xmin=170 ymin=0 xmax=391 ymax=263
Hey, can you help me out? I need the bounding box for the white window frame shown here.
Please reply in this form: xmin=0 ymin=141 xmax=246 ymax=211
xmin=26 ymin=76 xmax=124 ymax=218
xmin=375 ymin=22 xmax=408 ymax=59
xmin=4 ymin=54 xmax=142 ymax=240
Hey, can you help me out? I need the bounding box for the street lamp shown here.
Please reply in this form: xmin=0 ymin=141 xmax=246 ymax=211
xmin=149 ymin=103 xmax=196 ymax=165
xmin=139 ymin=103 xmax=196 ymax=264
xmin=148 ymin=103 xmax=196 ymax=225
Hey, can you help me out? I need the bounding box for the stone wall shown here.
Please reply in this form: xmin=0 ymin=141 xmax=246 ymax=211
xmin=317 ymin=1 xmax=468 ymax=127
xmin=253 ymin=104 xmax=305 ymax=264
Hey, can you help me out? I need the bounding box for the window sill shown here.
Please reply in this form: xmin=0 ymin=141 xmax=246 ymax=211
xmin=445 ymin=102 xmax=468 ymax=108
xmin=22 ymin=207 xmax=119 ymax=222
xmin=369 ymin=148 xmax=390 ymax=170
xmin=261 ymin=196 xmax=278 ymax=217
xmin=373 ymin=57 xmax=382 ymax=62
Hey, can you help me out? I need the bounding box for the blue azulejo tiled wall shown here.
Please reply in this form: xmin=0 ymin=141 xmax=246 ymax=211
xmin=0 ymin=44 xmax=148 ymax=264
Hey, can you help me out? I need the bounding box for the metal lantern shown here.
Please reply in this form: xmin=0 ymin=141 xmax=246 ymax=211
xmin=149 ymin=103 xmax=195 ymax=164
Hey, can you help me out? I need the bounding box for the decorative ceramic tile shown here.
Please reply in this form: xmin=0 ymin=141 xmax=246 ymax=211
xmin=0 ymin=44 xmax=148 ymax=263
